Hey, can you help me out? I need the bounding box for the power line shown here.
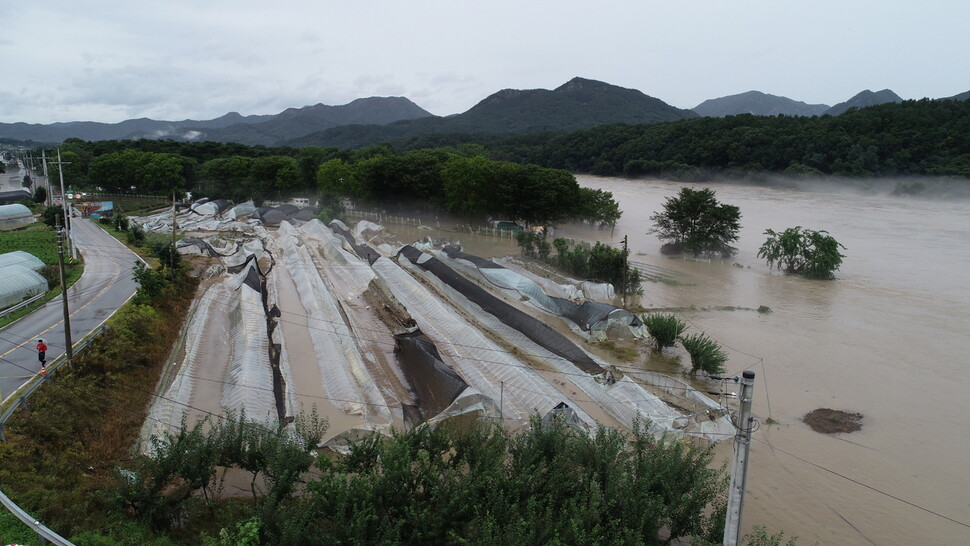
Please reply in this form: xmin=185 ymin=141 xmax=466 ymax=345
xmin=754 ymin=437 xmax=970 ymax=530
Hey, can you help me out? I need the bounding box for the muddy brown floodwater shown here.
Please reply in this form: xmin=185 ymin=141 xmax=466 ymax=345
xmin=376 ymin=174 xmax=970 ymax=545
xmin=560 ymin=175 xmax=970 ymax=546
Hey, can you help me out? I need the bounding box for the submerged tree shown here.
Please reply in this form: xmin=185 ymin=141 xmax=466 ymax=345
xmin=679 ymin=333 xmax=728 ymax=376
xmin=650 ymin=187 xmax=741 ymax=258
xmin=758 ymin=226 xmax=846 ymax=280
xmin=643 ymin=313 xmax=687 ymax=352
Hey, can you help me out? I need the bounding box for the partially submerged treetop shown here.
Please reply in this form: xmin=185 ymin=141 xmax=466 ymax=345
xmin=758 ymin=226 xmax=846 ymax=280
xmin=650 ymin=187 xmax=741 ymax=258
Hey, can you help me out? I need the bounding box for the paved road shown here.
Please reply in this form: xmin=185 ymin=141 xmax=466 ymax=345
xmin=0 ymin=218 xmax=140 ymax=401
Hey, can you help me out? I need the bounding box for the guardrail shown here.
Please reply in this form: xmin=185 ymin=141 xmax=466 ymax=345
xmin=0 ymin=293 xmax=45 ymax=320
xmin=0 ymin=323 xmax=107 ymax=546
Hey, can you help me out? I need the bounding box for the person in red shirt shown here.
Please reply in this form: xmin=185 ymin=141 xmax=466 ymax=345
xmin=36 ymin=339 xmax=47 ymax=366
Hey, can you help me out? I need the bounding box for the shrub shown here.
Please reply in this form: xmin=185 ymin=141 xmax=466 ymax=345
xmin=679 ymin=333 xmax=728 ymax=375
xmin=113 ymin=215 xmax=130 ymax=232
xmin=643 ymin=313 xmax=687 ymax=352
xmin=39 ymin=264 xmax=61 ymax=290
xmin=549 ymin=238 xmax=642 ymax=295
xmin=42 ymin=205 xmax=67 ymax=227
xmin=515 ymin=230 xmax=551 ymax=260
xmin=126 ymin=224 xmax=145 ymax=245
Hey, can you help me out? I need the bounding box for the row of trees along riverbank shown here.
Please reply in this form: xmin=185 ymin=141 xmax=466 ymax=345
xmin=33 ymin=141 xmax=620 ymax=226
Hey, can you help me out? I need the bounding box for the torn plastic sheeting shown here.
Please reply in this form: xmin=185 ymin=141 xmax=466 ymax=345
xmin=443 ymin=247 xmax=642 ymax=340
xmin=178 ymin=237 xmax=239 ymax=258
xmin=410 ymin=266 xmax=673 ymax=436
xmin=540 ymin=402 xmax=587 ymax=432
xmin=442 ymin=245 xmax=504 ymax=269
xmin=228 ymin=200 xmax=257 ymax=219
xmin=272 ymin=223 xmax=389 ymax=422
xmin=191 ymin=201 xmax=220 ymax=216
xmin=221 ymin=268 xmax=277 ymax=422
xmin=605 ymin=376 xmax=679 ymax=436
xmin=353 ymin=220 xmax=384 ymax=239
xmin=395 ymin=330 xmax=468 ymax=416
xmin=581 ymin=281 xmax=615 ymax=301
xmin=328 ymin=219 xmax=383 ymax=265
xmin=371 ymin=255 xmax=595 ymax=427
xmin=301 ymin=220 xmax=359 ymax=265
xmin=423 ymin=388 xmax=501 ymax=429
xmin=398 ymin=245 xmax=603 ymax=375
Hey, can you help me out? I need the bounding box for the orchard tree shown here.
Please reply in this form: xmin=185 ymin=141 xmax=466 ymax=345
xmin=758 ymin=226 xmax=846 ymax=280
xmin=650 ymin=187 xmax=741 ymax=258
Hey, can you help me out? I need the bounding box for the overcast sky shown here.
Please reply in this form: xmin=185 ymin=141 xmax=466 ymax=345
xmin=2 ymin=1 xmax=967 ymax=124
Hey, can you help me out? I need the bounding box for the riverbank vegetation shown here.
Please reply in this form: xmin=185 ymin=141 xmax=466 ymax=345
xmin=37 ymin=141 xmax=621 ymax=227
xmin=515 ymin=231 xmax=642 ymax=296
xmin=317 ymin=149 xmax=621 ymax=225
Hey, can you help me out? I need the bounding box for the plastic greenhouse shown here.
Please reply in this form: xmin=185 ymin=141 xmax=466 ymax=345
xmin=0 ymin=265 xmax=48 ymax=309
xmin=0 ymin=251 xmax=45 ymax=272
xmin=0 ymin=204 xmax=34 ymax=230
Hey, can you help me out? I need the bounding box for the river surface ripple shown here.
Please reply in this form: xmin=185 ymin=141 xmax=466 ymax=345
xmin=559 ymin=175 xmax=970 ymax=546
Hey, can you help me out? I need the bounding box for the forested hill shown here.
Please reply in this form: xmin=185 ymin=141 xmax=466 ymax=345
xmin=693 ymin=91 xmax=829 ymax=117
xmin=285 ymin=77 xmax=696 ymax=148
xmin=498 ymin=98 xmax=970 ymax=179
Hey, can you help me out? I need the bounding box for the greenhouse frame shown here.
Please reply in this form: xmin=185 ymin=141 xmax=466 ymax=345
xmin=0 ymin=264 xmax=48 ymax=310
xmin=0 ymin=203 xmax=34 ymax=230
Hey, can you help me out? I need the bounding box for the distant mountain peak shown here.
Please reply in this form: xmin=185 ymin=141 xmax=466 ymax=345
xmin=693 ymin=90 xmax=829 ymax=117
xmin=825 ymin=89 xmax=902 ymax=116
xmin=554 ymin=77 xmax=612 ymax=92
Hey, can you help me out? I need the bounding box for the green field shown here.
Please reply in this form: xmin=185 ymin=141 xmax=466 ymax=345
xmin=0 ymin=222 xmax=83 ymax=328
xmin=0 ymin=222 xmax=58 ymax=264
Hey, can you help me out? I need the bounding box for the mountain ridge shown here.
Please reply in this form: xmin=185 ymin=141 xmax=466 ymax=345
xmin=692 ymin=90 xmax=830 ymax=117
xmin=285 ymin=77 xmax=697 ymax=148
xmin=824 ymin=89 xmax=902 ymax=116
xmin=0 ymin=97 xmax=432 ymax=145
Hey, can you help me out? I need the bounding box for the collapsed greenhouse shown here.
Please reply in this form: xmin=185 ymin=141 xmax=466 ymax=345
xmin=137 ymin=200 xmax=733 ymax=451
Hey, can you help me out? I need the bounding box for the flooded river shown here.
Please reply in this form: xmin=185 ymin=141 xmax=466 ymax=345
xmin=555 ymin=175 xmax=970 ymax=545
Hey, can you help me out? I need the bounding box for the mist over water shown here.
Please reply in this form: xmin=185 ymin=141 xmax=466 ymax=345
xmin=559 ymin=175 xmax=970 ymax=545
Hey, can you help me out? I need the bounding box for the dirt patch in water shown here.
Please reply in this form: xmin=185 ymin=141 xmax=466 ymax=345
xmin=804 ymin=408 xmax=863 ymax=434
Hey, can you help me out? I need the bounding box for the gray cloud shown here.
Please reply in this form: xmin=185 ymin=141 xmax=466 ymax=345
xmin=1 ymin=1 xmax=968 ymax=124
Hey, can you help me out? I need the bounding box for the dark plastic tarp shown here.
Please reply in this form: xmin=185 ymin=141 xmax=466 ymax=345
xmin=395 ymin=330 xmax=468 ymax=416
xmin=399 ymin=245 xmax=603 ymax=375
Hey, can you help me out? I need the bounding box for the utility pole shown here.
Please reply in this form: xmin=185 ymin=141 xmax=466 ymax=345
xmin=171 ymin=190 xmax=177 ymax=269
xmin=621 ymin=235 xmax=628 ymax=308
xmin=56 ymin=217 xmax=74 ymax=370
xmin=41 ymin=149 xmax=51 ymax=207
xmin=723 ymin=370 xmax=756 ymax=546
xmin=51 ymin=149 xmax=76 ymax=261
